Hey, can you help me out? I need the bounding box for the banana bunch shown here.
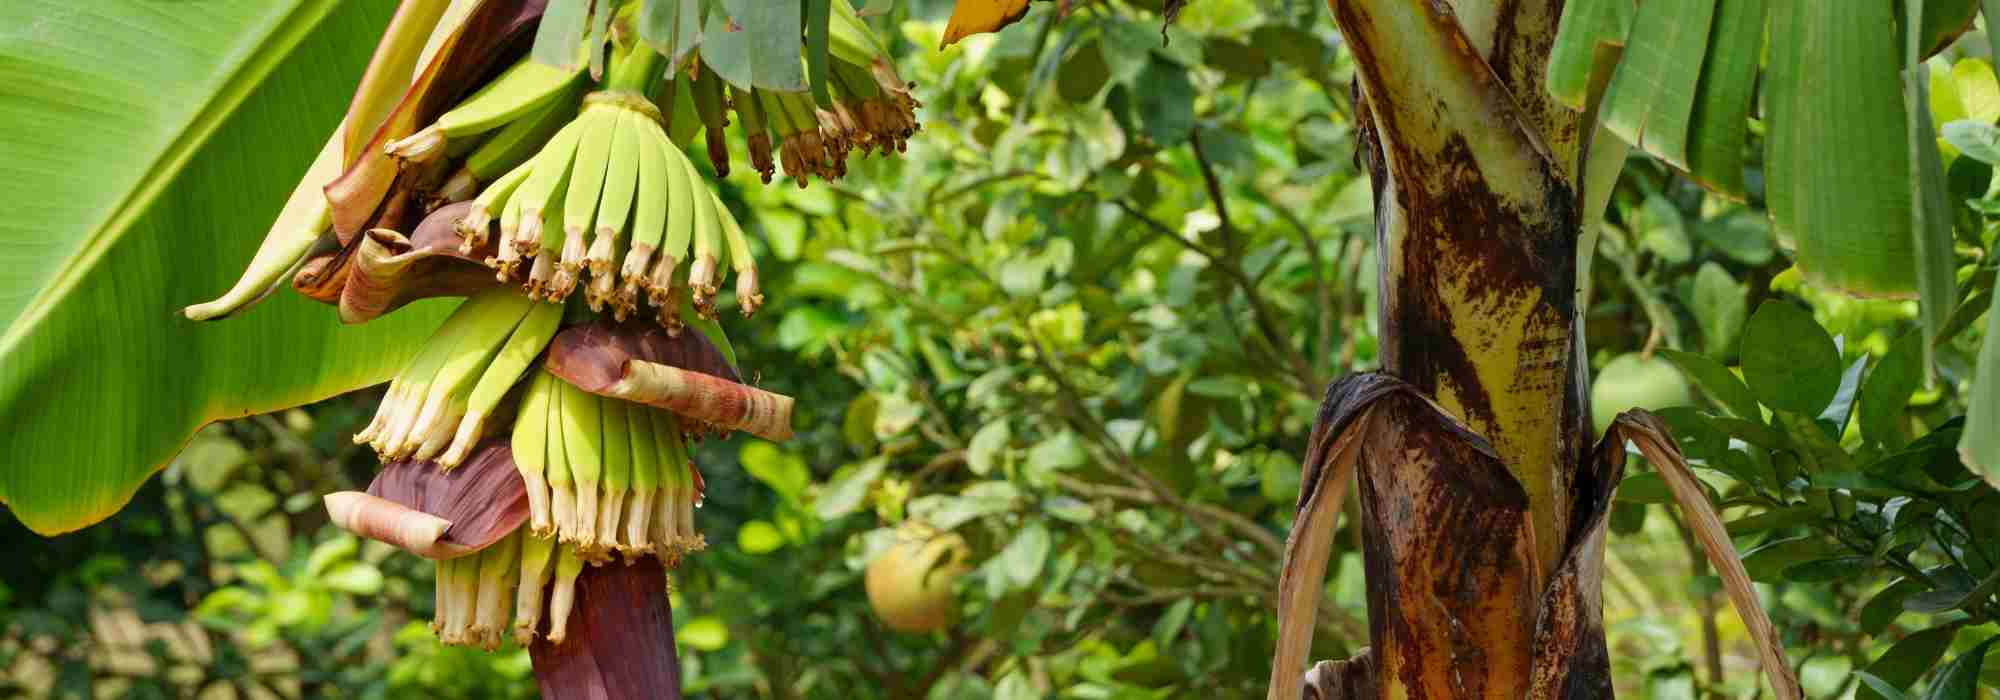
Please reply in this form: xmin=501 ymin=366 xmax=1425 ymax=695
xmin=354 ymin=288 xmax=564 ymax=467
xmin=431 ymin=527 xmax=593 ymax=648
xmin=453 ymin=40 xmax=765 ymax=324
xmin=710 ymin=0 xmax=922 ymax=188
xmin=387 ymin=52 xmax=588 ymax=206
xmin=513 ymin=369 xmax=706 ymax=563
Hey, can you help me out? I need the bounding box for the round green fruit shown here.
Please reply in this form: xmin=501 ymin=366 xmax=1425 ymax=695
xmin=1591 ymin=352 xmax=1694 ymax=431
xmin=864 ymin=523 xmax=971 ymax=634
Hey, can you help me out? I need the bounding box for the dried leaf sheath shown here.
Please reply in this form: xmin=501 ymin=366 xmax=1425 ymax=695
xmin=1604 ymin=411 xmax=1802 ymax=699
xmin=324 ymin=492 xmax=456 ymax=558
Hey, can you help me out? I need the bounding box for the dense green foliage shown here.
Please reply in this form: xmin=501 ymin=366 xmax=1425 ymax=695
xmin=4 ymin=0 xmax=2000 ymax=698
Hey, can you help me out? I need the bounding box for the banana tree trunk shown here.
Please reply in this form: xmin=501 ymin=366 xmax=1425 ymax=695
xmin=1270 ymin=3 xmax=1802 ymax=698
xmin=1275 ymin=0 xmax=1599 ymax=695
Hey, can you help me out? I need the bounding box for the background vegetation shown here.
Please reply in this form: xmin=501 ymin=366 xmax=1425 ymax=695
xmin=4 ymin=0 xmax=1999 ymax=697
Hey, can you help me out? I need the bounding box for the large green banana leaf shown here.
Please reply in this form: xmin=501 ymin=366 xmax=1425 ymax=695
xmin=0 ymin=0 xmax=450 ymax=535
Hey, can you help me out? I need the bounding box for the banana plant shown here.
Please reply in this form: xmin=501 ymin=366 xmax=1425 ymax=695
xmin=3 ymin=0 xmax=913 ymax=697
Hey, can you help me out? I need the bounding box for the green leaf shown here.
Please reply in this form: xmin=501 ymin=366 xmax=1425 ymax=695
xmin=1918 ymin=636 xmax=1998 ymax=700
xmin=1739 ymin=302 xmax=1842 ymax=415
xmin=0 ymin=0 xmax=450 ymax=535
xmin=1659 ymin=349 xmax=1762 ymax=419
xmin=1861 ymin=577 xmax=1924 ymax=635
xmin=1861 ymin=333 xmax=1926 ymax=446
xmin=737 ymin=520 xmax=786 ymax=554
xmin=740 ymin=441 xmax=812 ymax=503
xmin=816 ymin=457 xmax=887 ymax=521
xmin=1859 ymin=625 xmax=1959 ymax=700
xmin=1596 ymin=0 xmax=1715 ymax=168
xmin=1741 ymin=536 xmax=1844 ymax=582
xmin=1614 ymin=472 xmax=1677 ymax=504
xmin=1855 ymin=671 xmax=1913 ymax=700
xmin=1694 ymin=207 xmax=1774 ymax=265
xmin=1132 ymin=56 xmax=1194 ymax=146
xmin=1960 ymin=287 xmax=2000 ymax=484
xmin=1547 ymin=0 xmax=1635 ymax=109
xmin=805 ymin=0 xmax=833 ymax=107
xmin=679 ymin=615 xmax=730 ymax=651
xmin=703 ymin=0 xmax=807 ymax=92
xmin=1906 ymin=11 xmax=1960 ymax=374
xmin=967 ymin=421 xmax=1011 ymax=476
xmin=985 ymin=521 xmax=1050 ymax=597
xmin=1767 ymin=0 xmax=1922 ymax=296
xmin=1684 ymin=0 xmax=1767 ymax=195
xmin=1693 ymin=263 xmax=1748 ymax=357
xmin=1150 ymin=597 xmax=1194 ymax=652
xmin=639 ymin=0 xmax=708 ymax=67
xmin=1942 ymin=121 xmax=2000 ymax=165
xmin=1725 ymin=505 xmax=1822 ymax=536
xmin=533 ymin=0 xmax=592 ymax=72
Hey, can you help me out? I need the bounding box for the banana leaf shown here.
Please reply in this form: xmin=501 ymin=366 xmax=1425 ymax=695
xmin=0 ymin=0 xmax=450 ymax=535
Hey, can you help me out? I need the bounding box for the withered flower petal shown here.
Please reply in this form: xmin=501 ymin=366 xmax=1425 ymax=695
xmin=340 ymin=201 xmax=512 ymax=323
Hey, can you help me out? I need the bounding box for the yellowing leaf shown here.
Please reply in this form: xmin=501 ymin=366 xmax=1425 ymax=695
xmin=941 ymin=0 xmax=1031 ymax=48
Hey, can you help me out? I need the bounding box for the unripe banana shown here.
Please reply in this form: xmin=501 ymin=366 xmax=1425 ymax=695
xmin=559 ymin=107 xmax=619 ymax=296
xmin=513 ymin=531 xmax=558 ymax=645
xmin=713 ymin=187 xmax=763 ymax=316
xmin=620 ymin=116 xmax=674 ymax=316
xmin=357 ymin=290 xmax=519 ymax=455
xmin=472 ymin=529 xmax=520 ymax=651
xmin=450 ymin=299 xmax=563 ymax=467
xmin=684 ymin=148 xmax=724 ymax=318
xmin=546 ymin=545 xmax=585 ymax=644
xmin=597 ymin=398 xmax=633 ymax=554
xmin=645 ymin=142 xmax=700 ymax=327
xmin=402 ymin=291 xmax=536 ymax=461
xmin=545 ymin=371 xmax=577 ymax=544
xmin=387 ymin=56 xmax=584 ymax=164
xmin=585 ymin=110 xmax=642 ymax=311
xmin=560 ymin=380 xmax=604 ymax=551
xmin=734 ymin=87 xmax=776 ymax=183
xmin=688 ymin=65 xmax=731 ymax=177
xmin=649 ymin=406 xmax=686 ymax=559
xmin=662 ymin=75 xmax=704 ymax=148
xmin=527 ymin=177 xmax=569 ymax=300
xmin=509 ymin=118 xmax=587 ymax=269
xmin=513 ymin=371 xmax=556 ymax=535
xmin=462 ymin=82 xmax=585 ymax=184
xmin=457 ymin=159 xmax=533 ymax=253
xmin=624 ymin=402 xmax=662 ymax=556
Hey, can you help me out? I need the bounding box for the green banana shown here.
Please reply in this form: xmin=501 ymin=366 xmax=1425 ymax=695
xmin=471 ymin=528 xmax=520 ymax=651
xmin=450 ymin=298 xmax=563 ymax=466
xmin=456 ymin=159 xmax=532 ymax=253
xmin=735 ymin=87 xmax=775 ymax=183
xmin=688 ymin=64 xmax=731 ymax=177
xmin=513 ymin=532 xmax=557 ymax=645
xmin=545 ymin=370 xmax=576 ymax=545
xmin=587 ymin=109 xmax=642 ymax=311
xmin=402 ymin=290 xmax=535 ymax=461
xmin=357 ymin=290 xmax=518 ymax=456
xmin=513 ymin=371 xmax=555 ymax=535
xmin=457 ymin=82 xmax=585 ymax=191
xmin=662 ymin=74 xmax=704 ymax=148
xmin=387 ymin=55 xmax=584 ymax=163
xmin=560 ymin=380 xmax=604 ymax=550
xmin=620 ymin=115 xmax=674 ymax=315
xmin=646 ymin=141 xmax=700 ymax=327
xmin=546 ymin=544 xmax=585 ymax=644
xmin=559 ymin=106 xmax=619 ymax=296
xmin=675 ymin=144 xmax=722 ymax=318
xmin=597 ymin=398 xmax=633 ymax=554
xmin=506 ymin=116 xmax=587 ymax=274
xmin=624 ymin=401 xmax=662 ymax=555
xmin=649 ymin=405 xmax=686 ymax=558
xmin=527 ymin=174 xmax=570 ymax=299
xmin=713 ymin=187 xmax=763 ymax=316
